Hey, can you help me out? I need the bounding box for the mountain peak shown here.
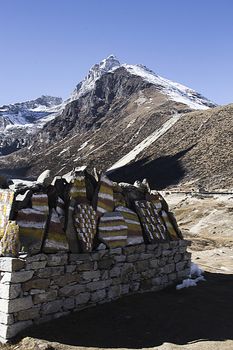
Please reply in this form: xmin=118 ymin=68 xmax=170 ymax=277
xmin=69 ymin=56 xmax=216 ymax=110
xmin=69 ymin=55 xmax=121 ymax=101
xmin=97 ymin=54 xmax=121 ymax=71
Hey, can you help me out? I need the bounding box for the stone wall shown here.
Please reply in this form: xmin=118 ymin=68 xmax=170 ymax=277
xmin=0 ymin=240 xmax=191 ymax=342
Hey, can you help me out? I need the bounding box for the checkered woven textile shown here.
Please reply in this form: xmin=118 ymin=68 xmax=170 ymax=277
xmin=135 ymin=200 xmax=167 ymax=242
xmin=65 ymin=199 xmax=80 ymax=253
xmin=98 ymin=212 xmax=128 ymax=248
xmin=74 ymin=204 xmax=97 ymax=252
xmin=145 ymin=193 xmax=163 ymax=210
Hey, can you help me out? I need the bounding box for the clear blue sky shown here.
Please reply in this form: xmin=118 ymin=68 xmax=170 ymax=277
xmin=0 ymin=0 xmax=233 ymax=105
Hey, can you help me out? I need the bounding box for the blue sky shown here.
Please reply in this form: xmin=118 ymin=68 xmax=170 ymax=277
xmin=0 ymin=0 xmax=233 ymax=105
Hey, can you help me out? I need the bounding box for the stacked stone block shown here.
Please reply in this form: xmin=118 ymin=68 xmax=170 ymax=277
xmin=0 ymin=240 xmax=191 ymax=342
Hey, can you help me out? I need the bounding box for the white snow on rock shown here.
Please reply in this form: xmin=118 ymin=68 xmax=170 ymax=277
xmin=176 ymin=262 xmax=205 ymax=290
xmin=67 ymin=55 xmax=215 ymax=110
xmin=0 ymin=96 xmax=63 ymax=132
xmin=123 ymin=64 xmax=215 ymax=110
xmin=0 ymin=55 xmax=216 ymax=140
xmin=108 ymin=113 xmax=183 ymax=172
xmin=69 ymin=54 xmax=121 ymax=102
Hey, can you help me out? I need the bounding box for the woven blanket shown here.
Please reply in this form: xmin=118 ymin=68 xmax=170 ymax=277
xmin=31 ymin=194 xmax=49 ymax=214
xmin=135 ymin=200 xmax=167 ymax=242
xmin=98 ymin=212 xmax=128 ymax=248
xmin=96 ymin=174 xmax=114 ymax=217
xmin=17 ymin=208 xmax=48 ymax=254
xmin=115 ymin=206 xmax=143 ymax=245
xmin=43 ymin=209 xmax=69 ymax=253
xmin=74 ymin=204 xmax=97 ymax=252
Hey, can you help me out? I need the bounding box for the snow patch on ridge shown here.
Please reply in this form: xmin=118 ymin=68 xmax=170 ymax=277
xmin=123 ymin=64 xmax=215 ymax=110
xmin=108 ymin=113 xmax=183 ymax=172
xmin=67 ymin=56 xmax=215 ymax=110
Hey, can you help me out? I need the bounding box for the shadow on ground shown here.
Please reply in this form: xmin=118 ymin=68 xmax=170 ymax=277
xmin=21 ymin=272 xmax=233 ymax=348
xmin=108 ymin=146 xmax=195 ymax=190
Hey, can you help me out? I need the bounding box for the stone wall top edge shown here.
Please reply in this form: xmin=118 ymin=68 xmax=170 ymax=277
xmin=0 ymin=239 xmax=190 ymax=271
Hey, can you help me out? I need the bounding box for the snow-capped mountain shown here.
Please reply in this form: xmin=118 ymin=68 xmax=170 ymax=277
xmin=0 ymin=95 xmax=62 ymax=155
xmin=0 ymin=95 xmax=62 ymax=130
xmin=122 ymin=64 xmax=216 ymax=110
xmin=69 ymin=55 xmax=121 ymax=102
xmin=1 ymin=54 xmax=226 ymax=192
xmin=67 ymin=55 xmax=215 ymax=110
xmin=0 ymin=55 xmax=216 ymax=139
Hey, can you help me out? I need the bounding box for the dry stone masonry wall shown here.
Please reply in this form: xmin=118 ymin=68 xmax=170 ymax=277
xmin=0 ymin=241 xmax=191 ymax=342
xmin=0 ymin=168 xmax=191 ymax=342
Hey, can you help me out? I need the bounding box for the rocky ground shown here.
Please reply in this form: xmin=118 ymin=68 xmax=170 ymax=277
xmin=165 ymin=191 xmax=233 ymax=274
xmin=1 ymin=192 xmax=232 ymax=350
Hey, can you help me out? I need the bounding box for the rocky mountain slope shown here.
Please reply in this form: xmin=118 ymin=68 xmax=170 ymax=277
xmin=1 ymin=55 xmax=232 ymax=191
xmin=0 ymin=95 xmax=62 ymax=155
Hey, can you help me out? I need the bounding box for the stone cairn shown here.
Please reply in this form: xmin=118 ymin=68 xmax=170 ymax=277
xmin=0 ymin=168 xmax=183 ymax=258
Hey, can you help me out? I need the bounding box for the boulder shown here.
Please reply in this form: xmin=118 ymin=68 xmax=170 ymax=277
xmin=36 ymin=169 xmax=51 ymax=187
xmin=14 ymin=190 xmax=33 ymax=211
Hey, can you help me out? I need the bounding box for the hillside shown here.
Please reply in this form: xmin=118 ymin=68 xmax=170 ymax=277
xmin=1 ymin=56 xmax=232 ymax=191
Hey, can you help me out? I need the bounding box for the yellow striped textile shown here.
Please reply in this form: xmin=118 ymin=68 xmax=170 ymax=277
xmin=98 ymin=212 xmax=127 ymax=248
xmin=31 ymin=194 xmax=49 ymax=214
xmin=115 ymin=206 xmax=143 ymax=245
xmin=70 ymin=176 xmax=88 ymax=203
xmin=43 ymin=209 xmax=69 ymax=253
xmin=0 ymin=190 xmax=14 ymax=238
xmin=0 ymin=221 xmax=20 ymax=257
xmin=96 ymin=174 xmax=114 ymax=217
xmin=17 ymin=208 xmax=47 ymax=255
xmin=113 ymin=192 xmax=126 ymax=208
xmin=161 ymin=211 xmax=179 ymax=239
